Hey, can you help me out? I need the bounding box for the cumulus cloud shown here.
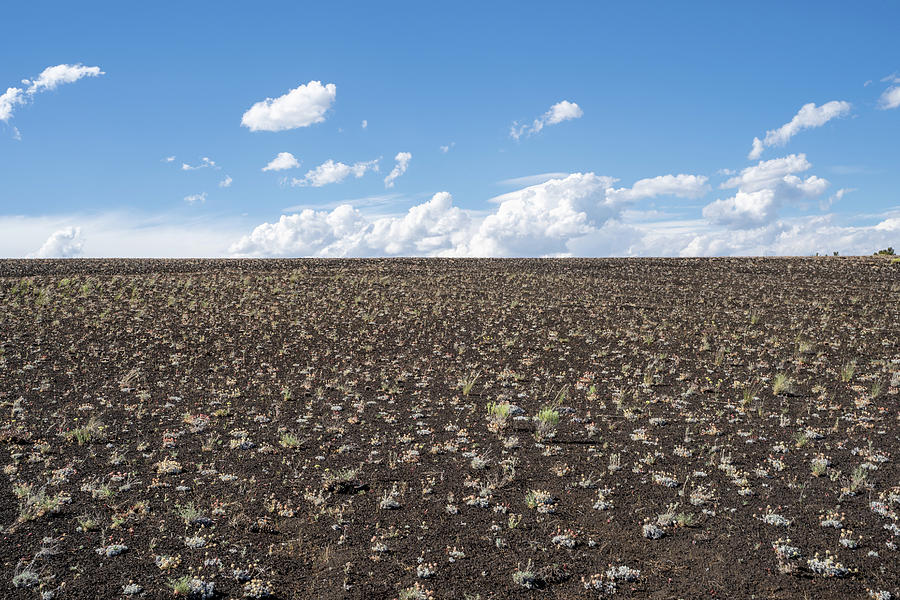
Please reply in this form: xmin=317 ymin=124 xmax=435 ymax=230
xmin=1 ymin=63 xmax=103 ymax=128
xmin=181 ymin=157 xmax=216 ymax=171
xmin=364 ymin=192 xmax=471 ymax=255
xmin=30 ymin=226 xmax=83 ymax=258
xmin=703 ymin=154 xmax=828 ymax=228
xmin=222 ymin=156 xmax=895 ymax=259
xmin=878 ymin=74 xmax=900 ymax=109
xmin=703 ymin=190 xmax=782 ymax=228
xmin=384 ymin=152 xmax=412 ymax=188
xmin=230 ymin=205 xmax=367 ymax=257
xmin=606 ymin=174 xmax=709 ymax=203
xmin=163 ymin=156 xmax=176 ymax=163
xmin=241 ymin=80 xmax=336 ymax=132
xmin=219 ymin=175 xmax=233 ymax=188
xmin=184 ymin=192 xmax=207 ymax=205
xmin=874 ymin=217 xmax=900 ymax=232
xmin=233 ymin=172 xmax=628 ymax=258
xmin=440 ymin=142 xmax=455 ymax=153
xmin=0 ymin=87 xmax=25 ymax=122
xmin=546 ymin=100 xmax=584 ymax=124
xmin=748 ymin=101 xmax=851 ymax=159
xmin=721 ymin=154 xmax=816 ymax=191
xmin=510 ymin=100 xmax=583 ymax=140
xmin=463 ymin=173 xmax=618 ymax=256
xmin=361 ymin=119 xmax=367 ymax=129
xmin=262 ymin=152 xmax=300 ymax=172
xmin=290 ymin=158 xmax=379 ymax=187
xmin=235 ymin=169 xmax=856 ymax=259
xmin=231 ymin=191 xmax=472 ymax=257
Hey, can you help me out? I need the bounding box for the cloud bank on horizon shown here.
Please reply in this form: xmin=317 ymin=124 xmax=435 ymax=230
xmin=21 ymin=169 xmax=899 ymax=259
xmin=226 ymin=170 xmax=900 ymax=259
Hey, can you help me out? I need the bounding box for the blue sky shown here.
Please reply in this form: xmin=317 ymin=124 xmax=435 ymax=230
xmin=2 ymin=1 xmax=899 ymax=257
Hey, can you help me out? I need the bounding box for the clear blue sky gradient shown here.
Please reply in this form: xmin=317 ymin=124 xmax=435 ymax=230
xmin=1 ymin=1 xmax=898 ymax=256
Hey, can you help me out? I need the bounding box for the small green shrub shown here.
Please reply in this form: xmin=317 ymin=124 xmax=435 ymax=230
xmin=534 ymin=406 xmax=560 ymax=440
xmin=772 ymin=373 xmax=793 ymax=396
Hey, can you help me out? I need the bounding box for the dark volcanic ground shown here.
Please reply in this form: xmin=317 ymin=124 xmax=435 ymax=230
xmin=0 ymin=258 xmax=898 ymax=599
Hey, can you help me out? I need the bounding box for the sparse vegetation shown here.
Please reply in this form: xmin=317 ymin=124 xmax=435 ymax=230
xmin=485 ymin=401 xmax=512 ymax=433
xmin=63 ymin=416 xmax=104 ymax=445
xmin=0 ymin=257 xmax=897 ymax=599
xmin=772 ymin=373 xmax=793 ymax=396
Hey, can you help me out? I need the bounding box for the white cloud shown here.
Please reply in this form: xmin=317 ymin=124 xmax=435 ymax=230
xmin=230 ymin=205 xmax=367 ymax=257
xmin=546 ymin=100 xmax=583 ymax=124
xmin=463 ymin=173 xmax=618 ymax=256
xmin=233 ymin=173 xmax=622 ymax=257
xmin=703 ymin=189 xmax=781 ymax=228
xmin=262 ymin=152 xmax=300 ymax=172
xmin=241 ymin=80 xmax=336 ymax=132
xmin=30 ymin=226 xmax=83 ymax=258
xmin=231 ymin=192 xmax=472 ymax=258
xmin=721 ymin=153 xmax=814 ymax=191
xmin=181 ymin=157 xmax=216 ymax=171
xmin=578 ymin=209 xmax=900 ymax=258
xmin=879 ymin=85 xmax=900 ymax=110
xmin=510 ymin=100 xmax=583 ymax=140
xmin=832 ymin=187 xmax=851 ymax=202
xmin=0 ymin=87 xmax=25 ymax=122
xmin=674 ymin=215 xmax=900 ymax=257
xmin=1 ymin=63 xmax=103 ymax=127
xmin=232 ymin=172 xmax=727 ymax=258
xmin=0 ymin=213 xmax=247 ymax=258
xmin=219 ymin=175 xmax=233 ymax=188
xmin=606 ymin=174 xmax=709 ymax=203
xmin=563 ymin=219 xmax=644 ymax=257
xmin=184 ymin=192 xmax=207 ymax=205
xmin=163 ymin=156 xmax=176 ymax=163
xmin=874 ymin=217 xmax=900 ymax=232
xmin=5 ymin=205 xmax=897 ymax=261
xmin=364 ymin=192 xmax=471 ymax=255
xmin=704 ymin=154 xmax=829 ymax=228
xmin=748 ymin=101 xmax=851 ymax=159
xmin=384 ymin=152 xmax=412 ymax=188
xmin=290 ymin=158 xmax=379 ymax=187
xmin=361 ymin=119 xmax=367 ymax=129
xmin=440 ymin=142 xmax=455 ymax=153
xmin=749 ymin=137 xmax=764 ymax=161
xmin=820 ymin=187 xmax=852 ymax=210
xmin=22 ymin=64 xmax=104 ymax=94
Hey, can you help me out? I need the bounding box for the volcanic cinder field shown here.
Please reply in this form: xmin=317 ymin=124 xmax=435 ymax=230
xmin=1 ymin=258 xmax=898 ymax=599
